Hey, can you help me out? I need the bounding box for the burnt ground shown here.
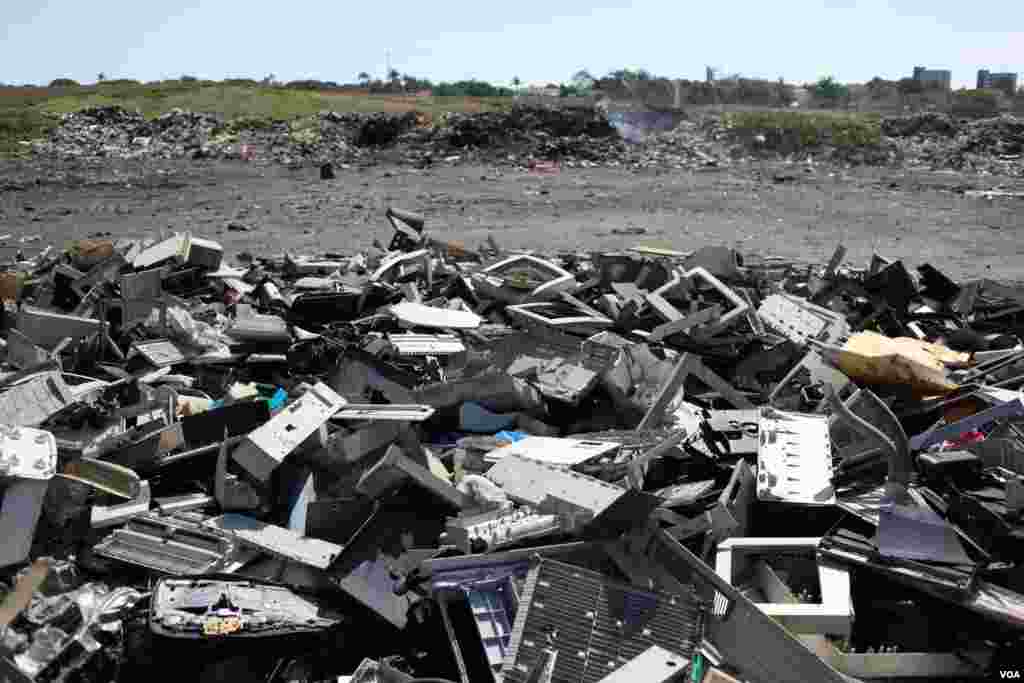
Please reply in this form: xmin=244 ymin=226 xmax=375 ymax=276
xmin=1 ymin=157 xmax=1022 ymax=280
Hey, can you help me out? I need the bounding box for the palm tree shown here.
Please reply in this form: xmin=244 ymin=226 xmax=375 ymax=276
xmin=97 ymin=72 xmax=107 ymax=83
xmin=358 ymin=72 xmax=371 ymax=85
xmin=512 ymin=76 xmax=521 ymax=92
xmin=388 ymin=68 xmax=400 ymax=82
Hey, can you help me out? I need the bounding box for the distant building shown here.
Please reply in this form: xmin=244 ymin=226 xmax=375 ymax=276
xmin=977 ymin=69 xmax=1018 ymax=95
xmin=526 ymin=84 xmax=560 ymax=97
xmin=912 ymin=66 xmax=951 ymax=90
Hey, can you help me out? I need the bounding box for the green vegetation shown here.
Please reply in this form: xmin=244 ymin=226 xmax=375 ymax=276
xmin=813 ymin=76 xmax=850 ymax=102
xmin=606 ymin=68 xmax=655 ymax=81
xmin=39 ymin=82 xmax=327 ymax=119
xmin=722 ymin=110 xmax=881 ymax=149
xmin=287 ymin=117 xmax=322 ymax=146
xmin=432 ymin=80 xmax=513 ymax=97
xmin=559 ymin=83 xmax=591 ymax=97
xmin=0 ymin=107 xmax=54 ymax=156
xmin=0 ymin=88 xmax=58 ymax=156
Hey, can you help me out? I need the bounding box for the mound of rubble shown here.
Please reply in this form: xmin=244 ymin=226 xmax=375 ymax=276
xmin=883 ymin=112 xmax=1024 ymax=176
xmin=33 ymin=106 xmax=225 ymax=160
xmin=22 ymin=105 xmax=729 ymax=170
xmin=26 ymin=104 xmax=1024 ymax=175
xmin=29 ymin=104 xmax=631 ymax=168
xmin=0 ymin=207 xmax=1023 ymax=682
xmin=881 ymin=111 xmax=959 ymax=138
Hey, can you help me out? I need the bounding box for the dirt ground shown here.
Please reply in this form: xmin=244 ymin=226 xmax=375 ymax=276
xmin=1 ymin=158 xmax=1022 ymax=281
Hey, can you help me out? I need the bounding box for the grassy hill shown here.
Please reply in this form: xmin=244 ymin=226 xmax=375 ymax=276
xmin=0 ymin=80 xmax=513 ymax=156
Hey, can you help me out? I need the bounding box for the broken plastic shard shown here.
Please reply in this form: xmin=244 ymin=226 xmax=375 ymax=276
xmin=390 ymin=301 xmax=482 ymax=329
xmin=877 ymin=503 xmax=973 ymax=565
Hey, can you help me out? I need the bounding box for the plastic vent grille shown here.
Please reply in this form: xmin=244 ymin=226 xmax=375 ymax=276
xmin=502 ymin=559 xmax=702 ymax=683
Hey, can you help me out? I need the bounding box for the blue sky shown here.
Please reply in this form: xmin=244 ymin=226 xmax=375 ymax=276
xmin=2 ymin=0 xmax=1021 ymax=88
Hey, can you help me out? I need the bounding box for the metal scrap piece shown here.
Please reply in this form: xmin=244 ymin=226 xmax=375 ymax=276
xmin=93 ymin=512 xmax=243 ymax=574
xmin=0 ymin=372 xmax=74 ymax=427
xmin=387 ymin=333 xmax=465 ymax=356
xmin=60 ymin=457 xmax=142 ymax=500
xmin=205 ymin=514 xmax=342 ymax=569
xmin=334 ymin=403 xmax=436 ymax=422
xmin=91 ymin=481 xmax=152 ymax=528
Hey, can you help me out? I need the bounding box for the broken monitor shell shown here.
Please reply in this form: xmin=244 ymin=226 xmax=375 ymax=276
xmin=473 ymin=254 xmax=578 ymax=304
xmin=651 ymin=266 xmax=750 ymax=332
xmin=150 ymin=575 xmax=343 ymax=639
xmin=505 ymin=301 xmax=613 ymax=337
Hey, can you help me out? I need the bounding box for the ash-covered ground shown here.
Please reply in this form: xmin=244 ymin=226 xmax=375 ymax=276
xmin=1 ymin=156 xmax=1022 ymax=282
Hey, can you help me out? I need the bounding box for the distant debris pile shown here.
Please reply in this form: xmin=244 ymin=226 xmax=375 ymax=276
xmin=881 ymin=112 xmax=959 ymax=138
xmin=27 ymin=104 xmax=1024 ymax=175
xmin=884 ymin=113 xmax=1024 ymax=176
xmin=32 ymin=106 xmax=223 ymax=160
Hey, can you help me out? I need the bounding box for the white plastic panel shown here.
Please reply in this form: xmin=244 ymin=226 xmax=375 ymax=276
xmin=483 ymin=436 xmax=619 ymax=467
xmin=232 ymin=382 xmax=346 ymax=482
xmin=757 ymin=409 xmax=835 ymax=505
xmin=0 ymin=426 xmax=57 ymax=480
xmin=758 ymin=294 xmax=849 ymax=346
